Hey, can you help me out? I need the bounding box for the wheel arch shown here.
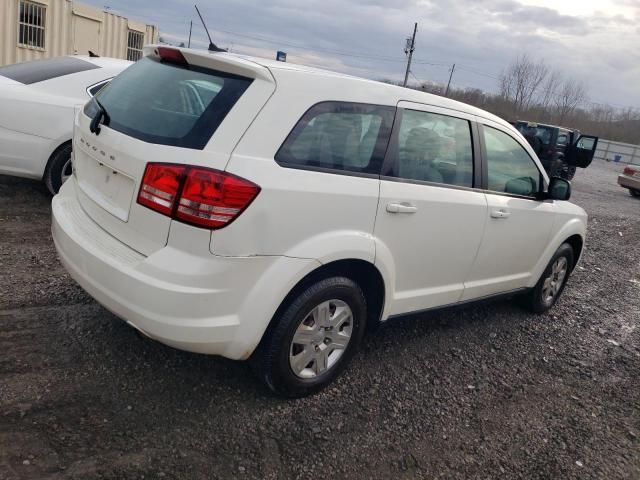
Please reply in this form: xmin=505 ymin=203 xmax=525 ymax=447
xmin=260 ymin=259 xmax=386 ymax=349
xmin=528 ymin=219 xmax=586 ymax=288
xmin=564 ymin=234 xmax=584 ymax=271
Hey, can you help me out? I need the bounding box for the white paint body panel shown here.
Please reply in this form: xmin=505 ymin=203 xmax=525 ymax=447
xmin=0 ymin=56 xmax=130 ymax=180
xmin=51 ymin=46 xmax=588 ymax=360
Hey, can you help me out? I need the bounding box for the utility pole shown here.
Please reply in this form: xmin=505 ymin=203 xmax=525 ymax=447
xmin=188 ymin=20 xmax=193 ymax=48
xmin=403 ymin=22 xmax=417 ymax=88
xmin=445 ymin=63 xmax=456 ymax=96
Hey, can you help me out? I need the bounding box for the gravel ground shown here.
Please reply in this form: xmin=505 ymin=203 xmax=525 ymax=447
xmin=1 ymin=160 xmax=639 ymax=480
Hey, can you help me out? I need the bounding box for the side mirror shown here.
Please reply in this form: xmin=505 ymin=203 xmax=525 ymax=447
xmin=547 ymin=177 xmax=571 ymax=201
xmin=505 ymin=176 xmax=536 ymax=196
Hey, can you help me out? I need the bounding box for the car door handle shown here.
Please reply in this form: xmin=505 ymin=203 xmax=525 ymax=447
xmin=490 ymin=209 xmax=511 ymax=219
xmin=387 ymin=202 xmax=417 ymax=214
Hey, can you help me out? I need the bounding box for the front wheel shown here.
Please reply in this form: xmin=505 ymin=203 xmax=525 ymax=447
xmin=630 ymin=189 xmax=640 ymax=198
xmin=254 ymin=276 xmax=367 ymax=398
xmin=560 ymin=164 xmax=576 ymax=181
xmin=521 ymin=243 xmax=574 ymax=313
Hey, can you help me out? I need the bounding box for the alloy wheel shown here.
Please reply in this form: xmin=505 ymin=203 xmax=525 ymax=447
xmin=541 ymin=256 xmax=568 ymax=305
xmin=289 ymin=299 xmax=353 ymax=379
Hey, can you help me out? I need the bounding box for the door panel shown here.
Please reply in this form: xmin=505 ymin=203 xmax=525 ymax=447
xmin=73 ymin=16 xmax=100 ymax=56
xmin=374 ymin=103 xmax=487 ymax=316
xmin=461 ymin=194 xmax=555 ymax=300
xmin=376 ymin=182 xmax=487 ymax=314
xmin=565 ymin=135 xmax=598 ymax=168
xmin=462 ymin=124 xmax=556 ymax=300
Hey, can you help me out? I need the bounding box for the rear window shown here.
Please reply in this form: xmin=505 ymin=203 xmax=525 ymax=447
xmin=0 ymin=57 xmax=98 ymax=85
xmin=275 ymin=102 xmax=395 ymax=175
xmin=84 ymin=57 xmax=252 ymax=149
xmin=517 ymin=124 xmax=555 ymax=146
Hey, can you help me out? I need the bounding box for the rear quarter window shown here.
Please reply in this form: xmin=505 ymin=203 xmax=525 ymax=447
xmin=0 ymin=57 xmax=98 ymax=84
xmin=85 ymin=57 xmax=252 ymax=149
xmin=275 ymin=102 xmax=395 ymax=175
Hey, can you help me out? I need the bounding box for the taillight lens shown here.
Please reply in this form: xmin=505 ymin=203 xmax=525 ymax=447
xmin=176 ymin=168 xmax=260 ymax=228
xmin=137 ymin=163 xmax=260 ymax=229
xmin=623 ymin=166 xmax=637 ymax=176
xmin=137 ymin=164 xmax=184 ymax=216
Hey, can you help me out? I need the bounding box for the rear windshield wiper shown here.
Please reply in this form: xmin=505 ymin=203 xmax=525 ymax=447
xmin=89 ymin=98 xmax=110 ymax=135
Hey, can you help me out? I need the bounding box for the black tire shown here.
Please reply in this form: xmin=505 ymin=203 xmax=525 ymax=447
xmin=254 ymin=276 xmax=367 ymax=398
xmin=43 ymin=143 xmax=73 ymax=195
xmin=560 ymin=165 xmax=576 ymax=181
xmin=520 ymin=243 xmax=574 ymax=314
xmin=630 ymin=189 xmax=640 ymax=198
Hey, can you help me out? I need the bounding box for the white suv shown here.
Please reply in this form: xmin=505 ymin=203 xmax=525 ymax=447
xmin=52 ymin=46 xmax=587 ymax=397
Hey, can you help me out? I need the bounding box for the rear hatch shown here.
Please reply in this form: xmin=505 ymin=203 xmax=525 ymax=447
xmin=73 ymin=46 xmax=276 ymax=255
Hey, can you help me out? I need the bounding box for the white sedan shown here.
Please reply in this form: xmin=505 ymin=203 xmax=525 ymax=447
xmin=0 ymin=56 xmax=131 ymax=193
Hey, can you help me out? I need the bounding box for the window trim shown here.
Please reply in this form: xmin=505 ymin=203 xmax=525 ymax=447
xmin=86 ymin=78 xmax=112 ymax=97
xmin=274 ymin=101 xmax=397 ymax=177
xmin=477 ymin=123 xmax=546 ymax=200
xmin=17 ymin=0 xmax=46 ymax=51
xmin=380 ymin=107 xmax=480 ymax=190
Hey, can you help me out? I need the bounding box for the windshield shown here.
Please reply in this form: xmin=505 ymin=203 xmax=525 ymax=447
xmin=84 ymin=57 xmax=252 ymax=149
xmin=517 ymin=124 xmax=555 ymax=146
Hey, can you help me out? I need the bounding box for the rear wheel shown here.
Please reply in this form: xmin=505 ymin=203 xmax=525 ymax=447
xmin=43 ymin=143 xmax=73 ymax=195
xmin=630 ymin=189 xmax=640 ymax=198
xmin=255 ymin=276 xmax=367 ymax=398
xmin=521 ymin=243 xmax=574 ymax=313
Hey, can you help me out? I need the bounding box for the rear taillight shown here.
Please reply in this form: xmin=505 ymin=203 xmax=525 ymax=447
xmin=623 ymin=166 xmax=637 ymax=176
xmin=137 ymin=163 xmax=260 ymax=229
xmin=138 ymin=164 xmax=183 ymax=216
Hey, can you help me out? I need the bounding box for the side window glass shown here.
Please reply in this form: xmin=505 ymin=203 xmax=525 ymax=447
xmin=275 ymin=102 xmax=395 ymax=174
xmin=389 ymin=109 xmax=474 ymax=187
xmin=484 ymin=126 xmax=541 ymax=197
xmin=557 ymin=133 xmax=569 ymax=146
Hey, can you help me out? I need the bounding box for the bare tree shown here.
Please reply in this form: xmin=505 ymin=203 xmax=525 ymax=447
xmin=539 ymin=70 xmax=562 ymax=111
xmin=499 ymin=54 xmax=549 ymax=112
xmin=555 ymin=79 xmax=588 ymax=124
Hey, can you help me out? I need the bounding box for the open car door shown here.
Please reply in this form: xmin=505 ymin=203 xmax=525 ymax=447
xmin=565 ymin=135 xmax=598 ymax=168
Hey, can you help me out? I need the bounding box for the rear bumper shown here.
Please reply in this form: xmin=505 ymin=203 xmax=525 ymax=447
xmin=52 ymin=179 xmax=319 ymax=359
xmin=618 ymin=174 xmax=640 ymax=191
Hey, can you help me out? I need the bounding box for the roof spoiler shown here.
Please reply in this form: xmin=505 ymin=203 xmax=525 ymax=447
xmin=143 ymin=45 xmax=274 ymax=82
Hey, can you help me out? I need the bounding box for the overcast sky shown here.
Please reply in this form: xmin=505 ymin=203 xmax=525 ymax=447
xmin=84 ymin=0 xmax=640 ymax=109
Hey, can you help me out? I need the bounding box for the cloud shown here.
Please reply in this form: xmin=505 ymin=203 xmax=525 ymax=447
xmin=86 ymin=0 xmax=639 ymax=107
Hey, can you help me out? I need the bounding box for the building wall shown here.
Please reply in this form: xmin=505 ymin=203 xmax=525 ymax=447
xmin=0 ymin=0 xmax=158 ymax=66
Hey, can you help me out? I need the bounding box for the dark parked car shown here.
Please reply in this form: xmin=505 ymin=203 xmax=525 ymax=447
xmin=514 ymin=121 xmax=598 ymax=180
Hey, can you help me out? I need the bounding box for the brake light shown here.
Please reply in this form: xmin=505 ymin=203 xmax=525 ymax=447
xmin=137 ymin=164 xmax=183 ymax=216
xmin=157 ymin=47 xmax=188 ymax=66
xmin=623 ymin=166 xmax=637 ymax=176
xmin=137 ymin=163 xmax=260 ymax=229
xmin=176 ymin=168 xmax=260 ymax=228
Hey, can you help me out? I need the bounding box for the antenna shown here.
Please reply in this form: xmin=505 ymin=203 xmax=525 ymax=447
xmin=194 ymin=5 xmax=226 ymax=52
